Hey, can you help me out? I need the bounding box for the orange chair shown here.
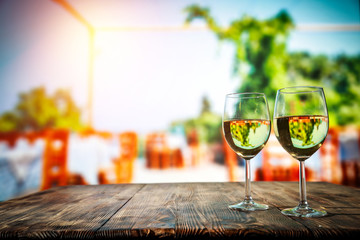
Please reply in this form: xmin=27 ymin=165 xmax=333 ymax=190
xmin=145 ymin=132 xmax=185 ymax=169
xmin=260 ymin=134 xmax=298 ymax=181
xmin=145 ymin=133 xmax=166 ymax=169
xmin=41 ymin=129 xmax=88 ymax=189
xmin=119 ymin=132 xmax=137 ymax=160
xmin=41 ymin=129 xmax=70 ymax=190
xmin=114 ymin=132 xmax=138 ymax=183
xmin=172 ymin=148 xmax=185 ymax=168
xmin=222 ymin=134 xmax=239 ymax=182
xmin=160 ymin=147 xmax=172 ymax=169
xmin=145 ymin=133 xmax=156 ymax=168
xmin=187 ymin=129 xmax=200 ymax=166
xmin=319 ymin=127 xmax=342 ymax=184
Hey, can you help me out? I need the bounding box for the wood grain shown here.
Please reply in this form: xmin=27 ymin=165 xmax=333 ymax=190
xmin=97 ymin=183 xmax=177 ymax=238
xmin=0 ymin=182 xmax=359 ymax=239
xmin=0 ymin=184 xmax=144 ymax=239
xmin=252 ymin=182 xmax=360 ymax=239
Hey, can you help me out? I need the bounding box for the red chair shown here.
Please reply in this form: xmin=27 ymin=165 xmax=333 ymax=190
xmin=99 ymin=132 xmax=138 ymax=184
xmin=41 ymin=129 xmax=70 ymax=190
xmin=319 ymin=127 xmax=342 ymax=184
xmin=145 ymin=133 xmax=166 ymax=169
xmin=41 ymin=129 xmax=88 ymax=189
xmin=222 ymin=135 xmax=239 ymax=182
xmin=172 ymin=148 xmax=185 ymax=168
xmin=115 ymin=132 xmax=137 ymax=183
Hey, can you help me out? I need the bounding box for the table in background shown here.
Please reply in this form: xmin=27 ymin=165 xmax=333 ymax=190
xmin=0 ymin=182 xmax=359 ymax=239
xmin=0 ymin=135 xmax=118 ymax=201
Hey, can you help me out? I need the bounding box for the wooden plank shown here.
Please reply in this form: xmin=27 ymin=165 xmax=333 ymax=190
xmin=251 ymin=182 xmax=360 ymax=208
xmin=174 ymin=182 xmax=223 ymax=238
xmin=294 ymin=214 xmax=360 ymax=238
xmin=0 ymin=182 xmax=359 ymax=239
xmin=97 ymin=183 xmax=178 ymax=239
xmin=251 ymin=182 xmax=360 ymax=238
xmin=306 ymin=182 xmax=360 ymax=208
xmin=251 ymin=181 xmax=300 ymax=207
xmin=175 ymin=182 xmax=311 ymax=239
xmin=0 ymin=184 xmax=144 ymax=239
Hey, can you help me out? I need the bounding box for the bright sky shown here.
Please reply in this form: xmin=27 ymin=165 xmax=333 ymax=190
xmin=0 ymin=0 xmax=359 ymax=133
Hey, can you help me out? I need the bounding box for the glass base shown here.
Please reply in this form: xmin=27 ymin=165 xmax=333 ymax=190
xmin=281 ymin=205 xmax=327 ymax=217
xmin=229 ymin=199 xmax=269 ymax=211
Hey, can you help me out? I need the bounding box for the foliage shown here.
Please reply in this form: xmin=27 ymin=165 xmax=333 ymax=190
xmin=286 ymin=53 xmax=360 ymax=126
xmin=185 ymin=5 xmax=294 ymax=102
xmin=184 ymin=5 xmax=360 ymax=126
xmin=172 ymin=96 xmax=222 ymax=144
xmin=0 ymin=87 xmax=83 ymax=132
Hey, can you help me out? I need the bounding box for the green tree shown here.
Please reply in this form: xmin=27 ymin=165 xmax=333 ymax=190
xmin=172 ymin=96 xmax=222 ymax=144
xmin=185 ymin=5 xmax=294 ymax=104
xmin=200 ymin=95 xmax=211 ymax=114
xmin=286 ymin=53 xmax=360 ymax=126
xmin=0 ymin=87 xmax=83 ymax=132
xmin=184 ymin=5 xmax=360 ymax=127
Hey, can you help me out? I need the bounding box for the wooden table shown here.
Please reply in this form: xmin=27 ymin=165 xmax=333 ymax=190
xmin=0 ymin=182 xmax=359 ymax=239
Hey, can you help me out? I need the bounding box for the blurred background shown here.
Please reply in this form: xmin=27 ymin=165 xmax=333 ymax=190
xmin=1 ymin=0 xmax=359 ymax=201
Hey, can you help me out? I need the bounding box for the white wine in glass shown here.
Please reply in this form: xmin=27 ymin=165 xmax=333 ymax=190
xmin=223 ymin=93 xmax=271 ymax=211
xmin=273 ymin=86 xmax=328 ymax=217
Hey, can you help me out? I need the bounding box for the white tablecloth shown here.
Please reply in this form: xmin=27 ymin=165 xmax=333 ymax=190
xmin=0 ymin=134 xmax=120 ymax=201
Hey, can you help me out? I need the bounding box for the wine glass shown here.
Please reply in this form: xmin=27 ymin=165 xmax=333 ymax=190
xmin=223 ymin=92 xmax=271 ymax=211
xmin=273 ymin=86 xmax=328 ymax=217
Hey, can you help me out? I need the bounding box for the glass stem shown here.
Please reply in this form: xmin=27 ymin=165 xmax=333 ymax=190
xmin=298 ymin=161 xmax=308 ymax=208
xmin=245 ymin=160 xmax=253 ymax=201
